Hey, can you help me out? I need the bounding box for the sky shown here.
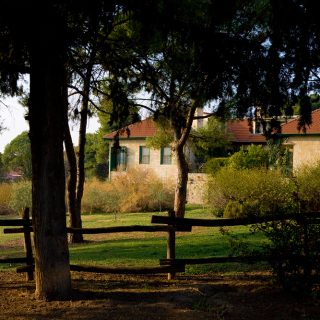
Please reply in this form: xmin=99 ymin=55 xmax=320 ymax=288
xmin=0 ymin=96 xmax=99 ymax=153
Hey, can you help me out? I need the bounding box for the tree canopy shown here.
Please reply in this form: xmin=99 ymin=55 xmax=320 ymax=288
xmin=2 ymin=131 xmax=32 ymax=179
xmin=1 ymin=0 xmax=320 ymax=299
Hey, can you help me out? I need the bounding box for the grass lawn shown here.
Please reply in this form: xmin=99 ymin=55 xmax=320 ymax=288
xmin=0 ymin=205 xmax=270 ymax=273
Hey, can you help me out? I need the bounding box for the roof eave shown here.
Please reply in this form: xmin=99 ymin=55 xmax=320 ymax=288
xmin=103 ymin=136 xmax=148 ymax=141
xmin=273 ymin=133 xmax=320 ymax=138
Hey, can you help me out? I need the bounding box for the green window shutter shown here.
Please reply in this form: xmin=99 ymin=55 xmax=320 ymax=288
xmin=110 ymin=147 xmax=117 ymax=170
xmin=139 ymin=146 xmax=143 ymax=164
xmin=160 ymin=147 xmax=164 ymax=164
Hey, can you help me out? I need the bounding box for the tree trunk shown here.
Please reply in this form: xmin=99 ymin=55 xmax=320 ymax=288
xmin=72 ymin=46 xmax=96 ymax=243
xmin=64 ymin=120 xmax=83 ymax=243
xmin=173 ymin=143 xmax=189 ymax=217
xmin=171 ymin=103 xmax=197 ymax=218
xmin=74 ymin=97 xmax=88 ymax=240
xmin=28 ymin=13 xmax=71 ymax=300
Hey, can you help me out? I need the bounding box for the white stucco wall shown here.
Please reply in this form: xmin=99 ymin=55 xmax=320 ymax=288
xmin=110 ymin=140 xmax=208 ymax=205
xmin=286 ymin=136 xmax=320 ymax=170
xmin=111 ymin=139 xmax=178 ymax=181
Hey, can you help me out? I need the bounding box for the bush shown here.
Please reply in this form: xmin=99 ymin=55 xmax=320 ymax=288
xmin=207 ymin=167 xmax=297 ymax=218
xmin=82 ymin=168 xmax=174 ymax=213
xmin=296 ymin=162 xmax=320 ymax=212
xmin=203 ymin=157 xmax=228 ymax=175
xmin=228 ymin=144 xmax=269 ymax=169
xmin=9 ymin=180 xmax=32 ymax=216
xmin=257 ymin=219 xmax=320 ymax=293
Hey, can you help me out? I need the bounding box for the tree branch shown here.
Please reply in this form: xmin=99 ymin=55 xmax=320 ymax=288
xmin=178 ymin=102 xmax=198 ymax=147
xmin=194 ymin=112 xmax=215 ymax=120
xmin=0 ymin=62 xmax=30 ymax=74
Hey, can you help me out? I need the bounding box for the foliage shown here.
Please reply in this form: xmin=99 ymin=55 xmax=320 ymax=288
xmin=83 ymin=133 xmax=109 ymax=180
xmin=145 ymin=117 xmax=174 ymax=149
xmin=256 ymin=219 xmax=320 ymax=293
xmin=82 ymin=168 xmax=174 ymax=213
xmin=228 ymin=145 xmax=269 ymax=170
xmin=2 ymin=132 xmax=32 ymax=179
xmin=83 ymin=132 xmax=108 ymax=180
xmin=296 ymin=162 xmax=320 ymax=212
xmin=104 ymin=0 xmax=281 ymax=217
xmin=267 ymin=139 xmax=293 ymax=175
xmin=0 ymin=153 xmax=6 ymax=178
xmin=9 ymin=180 xmax=32 ymax=216
xmin=203 ymin=157 xmax=229 ymax=175
xmin=190 ymin=117 xmax=232 ymax=162
xmin=207 ymin=167 xmax=298 ymax=218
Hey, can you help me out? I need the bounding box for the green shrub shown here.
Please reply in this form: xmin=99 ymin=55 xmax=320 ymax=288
xmin=296 ymin=162 xmax=320 ymax=212
xmin=256 ymin=219 xmax=320 ymax=293
xmin=228 ymin=144 xmax=269 ymax=169
xmin=223 ymin=200 xmax=246 ymax=218
xmin=9 ymin=180 xmax=32 ymax=216
xmin=207 ymin=167 xmax=297 ymax=218
xmin=203 ymin=157 xmax=228 ymax=175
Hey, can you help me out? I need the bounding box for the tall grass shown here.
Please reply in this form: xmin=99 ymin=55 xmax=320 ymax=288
xmin=82 ymin=168 xmax=175 ymax=214
xmin=0 ymin=183 xmax=14 ymax=215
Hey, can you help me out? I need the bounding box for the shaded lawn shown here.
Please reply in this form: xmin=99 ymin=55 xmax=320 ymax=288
xmin=0 ymin=207 xmax=270 ymax=273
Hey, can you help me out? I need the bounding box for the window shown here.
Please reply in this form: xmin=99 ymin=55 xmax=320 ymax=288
xmin=110 ymin=146 xmax=127 ymax=171
xmin=253 ymin=120 xmax=263 ymax=134
xmin=139 ymin=146 xmax=150 ymax=164
xmin=160 ymin=147 xmax=172 ymax=165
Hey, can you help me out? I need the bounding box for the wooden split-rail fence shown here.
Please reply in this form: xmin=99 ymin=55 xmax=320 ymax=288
xmin=1 ymin=208 xmax=320 ymax=281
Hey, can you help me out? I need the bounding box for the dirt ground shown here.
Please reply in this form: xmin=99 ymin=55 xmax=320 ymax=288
xmin=0 ymin=271 xmax=319 ymax=320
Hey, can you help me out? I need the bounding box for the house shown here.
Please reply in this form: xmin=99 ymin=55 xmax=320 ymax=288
xmin=103 ymin=116 xmax=267 ymax=180
xmin=274 ymin=109 xmax=320 ymax=170
xmin=104 ymin=117 xmax=179 ymax=181
xmin=104 ymin=116 xmax=268 ymax=204
xmin=226 ymin=119 xmax=266 ymax=151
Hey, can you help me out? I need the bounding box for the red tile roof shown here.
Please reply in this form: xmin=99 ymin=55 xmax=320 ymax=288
xmin=103 ymin=117 xmax=157 ymax=139
xmin=226 ymin=120 xmax=266 ymax=143
xmin=104 ymin=117 xmax=266 ymax=144
xmin=281 ymin=109 xmax=320 ymax=134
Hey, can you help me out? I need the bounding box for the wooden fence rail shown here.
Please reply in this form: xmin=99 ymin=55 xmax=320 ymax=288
xmin=151 ymin=212 xmax=320 ymax=227
xmin=0 ymin=208 xmax=33 ymax=280
xmin=1 ymin=210 xmax=191 ymax=280
xmin=151 ymin=212 xmax=320 ymax=279
xmin=3 ymin=209 xmax=320 ymax=281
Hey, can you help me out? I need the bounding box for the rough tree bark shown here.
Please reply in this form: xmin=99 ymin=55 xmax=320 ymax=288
xmin=171 ymin=104 xmax=197 ymax=218
xmin=28 ymin=12 xmax=71 ymax=300
xmin=68 ymin=37 xmax=97 ymax=244
xmin=173 ymin=143 xmax=189 ymax=218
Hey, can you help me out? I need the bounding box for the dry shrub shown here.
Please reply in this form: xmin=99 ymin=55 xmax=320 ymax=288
xmin=0 ymin=183 xmax=14 ymax=215
xmin=82 ymin=168 xmax=174 ymax=213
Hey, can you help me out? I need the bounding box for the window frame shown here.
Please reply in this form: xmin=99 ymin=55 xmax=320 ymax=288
xmin=160 ymin=147 xmax=172 ymax=165
xmin=139 ymin=146 xmax=150 ymax=164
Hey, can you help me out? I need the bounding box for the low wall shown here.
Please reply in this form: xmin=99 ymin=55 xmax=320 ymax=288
xmin=187 ymin=173 xmax=208 ymax=204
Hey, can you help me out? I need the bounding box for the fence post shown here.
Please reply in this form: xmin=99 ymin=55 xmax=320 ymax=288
xmin=167 ymin=210 xmax=176 ymax=280
xmin=302 ymin=216 xmax=311 ymax=285
xmin=22 ymin=207 xmax=34 ymax=281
